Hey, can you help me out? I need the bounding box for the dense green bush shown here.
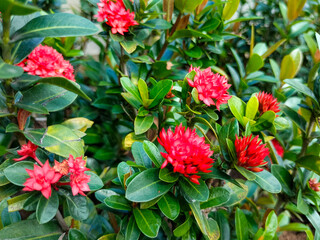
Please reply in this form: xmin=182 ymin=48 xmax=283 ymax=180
xmin=0 ymin=0 xmax=320 ymax=239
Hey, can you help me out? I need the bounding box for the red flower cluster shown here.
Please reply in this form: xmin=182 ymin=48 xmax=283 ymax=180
xmin=14 ymin=141 xmax=43 ymax=166
xmin=309 ymin=178 xmax=320 ymax=192
xmin=54 ymin=155 xmax=91 ymax=196
xmin=235 ymin=134 xmax=269 ymax=172
xmin=95 ymin=0 xmax=138 ymax=35
xmin=257 ymin=91 xmax=280 ymax=115
xmin=188 ymin=66 xmax=231 ymax=110
xmin=158 ymin=124 xmax=214 ymax=184
xmin=17 ymin=45 xmax=75 ymax=81
xmin=23 ymin=161 xmax=62 ymax=199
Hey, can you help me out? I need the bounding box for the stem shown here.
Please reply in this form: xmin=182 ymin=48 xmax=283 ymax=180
xmin=55 ymin=210 xmax=69 ymax=232
xmin=298 ymin=117 xmax=315 ymax=159
xmin=2 ymin=9 xmax=12 ymax=63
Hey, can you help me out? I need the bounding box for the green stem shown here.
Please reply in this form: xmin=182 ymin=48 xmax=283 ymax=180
xmin=298 ymin=117 xmax=315 ymax=159
xmin=2 ymin=9 xmax=12 ymax=63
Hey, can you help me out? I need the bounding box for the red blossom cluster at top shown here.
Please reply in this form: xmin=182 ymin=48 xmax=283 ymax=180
xmin=158 ymin=124 xmax=214 ymax=184
xmin=95 ymin=0 xmax=138 ymax=35
xmin=15 ymin=142 xmax=90 ymax=199
xmin=17 ymin=45 xmax=75 ymax=81
xmin=235 ymin=134 xmax=269 ymax=172
xmin=188 ymin=66 xmax=231 ymax=110
xmin=257 ymin=91 xmax=280 ymax=115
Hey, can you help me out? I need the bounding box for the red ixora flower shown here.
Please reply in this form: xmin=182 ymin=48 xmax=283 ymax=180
xmin=158 ymin=124 xmax=214 ymax=184
xmin=67 ymin=155 xmax=90 ymax=175
xmin=257 ymin=91 xmax=280 ymax=115
xmin=70 ymin=172 xmax=91 ymax=196
xmin=95 ymin=0 xmax=138 ymax=35
xmin=309 ymin=178 xmax=320 ymax=191
xmin=14 ymin=141 xmax=43 ymax=166
xmin=23 ymin=161 xmax=62 ymax=199
xmin=188 ymin=66 xmax=231 ymax=110
xmin=271 ymin=139 xmax=284 ymax=157
xmin=17 ymin=45 xmax=75 ymax=81
xmin=235 ymin=134 xmax=269 ymax=172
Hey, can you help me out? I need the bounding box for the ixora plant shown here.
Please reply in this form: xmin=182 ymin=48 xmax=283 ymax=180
xmin=0 ymin=0 xmax=320 ymax=239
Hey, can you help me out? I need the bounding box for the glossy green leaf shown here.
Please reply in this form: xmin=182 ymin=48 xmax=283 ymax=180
xmin=23 ymin=192 xmax=40 ymax=211
xmin=134 ymin=116 xmax=154 ymax=135
xmin=173 ymin=215 xmax=192 ymax=237
xmin=179 ymin=177 xmax=209 ymax=202
xmin=104 ymin=195 xmax=132 ymax=211
xmin=218 ymin=119 xmax=239 ymax=161
xmin=86 ymin=171 xmax=103 ymax=191
xmin=251 ymin=110 xmax=276 ymax=132
xmin=228 ymin=96 xmax=246 ymax=126
xmin=0 ymin=58 xmax=24 ymax=79
xmin=7 ymin=192 xmax=33 ymax=212
xmin=168 ymin=29 xmax=212 ymax=42
xmin=149 ymin=80 xmax=173 ymax=108
xmin=200 ymin=187 xmax=230 ymax=209
xmin=138 ymin=79 xmax=149 ymax=106
xmin=36 ymin=190 xmax=59 ymax=224
xmin=306 ymin=207 xmax=320 ymax=233
xmin=131 ymin=142 xmax=152 ymax=168
xmin=144 ymin=19 xmax=172 ymax=29
xmin=143 ymin=140 xmax=163 ymax=168
xmin=253 ymin=170 xmax=282 ymax=193
xmin=126 ymin=169 xmax=174 ymax=202
xmin=68 ymin=229 xmax=86 ymax=240
xmin=159 ymin=168 xmax=179 ymax=183
xmin=157 ymin=192 xmax=180 ymax=220
xmin=125 ymin=217 xmax=140 ymax=240
xmin=4 ymin=161 xmax=34 ymax=186
xmin=0 ymin=219 xmax=62 ymax=239
xmin=0 ymin=0 xmax=40 ymax=16
xmin=36 ymin=77 xmax=91 ymax=101
xmin=271 ymin=165 xmax=294 ymax=196
xmin=297 ymin=189 xmax=309 ymax=214
xmin=60 ymin=189 xmax=89 ymax=221
xmin=133 ymin=208 xmax=161 ymax=238
xmin=120 ymin=77 xmax=142 ymax=104
xmin=175 ymin=0 xmax=204 ymax=13
xmin=223 ymin=182 xmax=248 ymax=207
xmin=296 ymin=155 xmax=320 ymax=176
xmin=235 ymin=166 xmax=256 ymax=181
xmin=246 ymin=96 xmax=259 ymax=120
xmin=12 ymin=13 xmax=99 ymax=42
xmin=117 ymin=162 xmax=131 ymax=188
xmin=280 ymin=55 xmax=295 ymax=81
xmin=246 ymin=53 xmax=265 ymax=74
xmin=235 ymin=208 xmax=249 ymax=240
xmin=282 ymin=106 xmax=307 ymax=133
xmin=222 ymin=0 xmax=240 ymax=20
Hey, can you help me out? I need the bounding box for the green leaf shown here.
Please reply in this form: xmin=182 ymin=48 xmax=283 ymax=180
xmin=235 ymin=165 xmax=256 ymax=181
xmin=228 ymin=96 xmax=246 ymax=126
xmin=15 ymin=103 xmax=49 ymax=114
xmin=143 ymin=19 xmax=172 ymax=29
xmin=159 ymin=168 xmax=179 ymax=183
xmin=7 ymin=192 xmax=33 ymax=212
xmin=0 ymin=0 xmax=41 ymax=16
xmin=175 ymin=0 xmax=204 ymax=13
xmin=125 ymin=217 xmax=140 ymax=240
xmin=131 ymin=142 xmax=152 ymax=168
xmin=143 ymin=141 xmax=163 ymax=168
xmin=223 ymin=182 xmax=248 ymax=207
xmin=200 ymin=187 xmax=230 ymax=209
xmin=262 ymin=39 xmax=287 ymax=59
xmin=0 ymin=219 xmax=62 ymax=240
xmin=138 ymin=79 xmax=149 ymax=107
xmin=86 ymin=171 xmax=103 ymax=191
xmin=284 ymin=78 xmax=319 ymax=109
xmin=126 ymin=169 xmax=174 ymax=202
xmin=246 ymin=96 xmax=259 ymax=120
xmin=133 ymin=208 xmax=161 ymax=238
xmin=0 ymin=58 xmax=24 ymax=79
xmin=36 ymin=77 xmax=91 ymax=101
xmin=251 ymin=110 xmax=276 ymax=132
xmin=19 ymin=84 xmax=77 ymax=112
xmin=120 ymin=40 xmax=137 ymax=54
xmin=235 ymin=208 xmax=249 ymax=240
xmin=271 ymin=165 xmax=294 ymax=196
xmin=157 ymin=192 xmax=180 ymax=220
xmin=246 ymin=53 xmax=265 ymax=74
xmin=12 ymin=13 xmax=99 ymax=42
xmin=68 ymin=229 xmax=86 ymax=240
xmin=149 ymin=80 xmax=173 ymax=108
xmin=297 ymin=189 xmax=309 ymax=214
xmin=296 ymin=155 xmax=320 ymax=176
xmin=173 ymin=215 xmax=192 ymax=237
xmin=280 ymin=55 xmax=295 ymax=81
xmin=252 ymin=170 xmax=282 ymax=193
xmin=282 ymin=106 xmax=307 ymax=133
xmin=104 ymin=195 xmax=132 ymax=211
xmin=4 ymin=161 xmax=34 ymax=186
xmin=121 ymin=77 xmax=142 ymax=103
xmin=179 ymin=177 xmax=209 ymax=202
xmin=134 ymin=116 xmax=154 ymax=135
xmin=222 ymin=0 xmax=240 ymax=20
xmin=121 ymin=93 xmax=141 ymax=109
xmin=168 ymin=29 xmax=212 ymax=42
xmin=218 ymin=119 xmax=239 ymax=161
xmin=23 ymin=192 xmax=40 ymax=211
xmin=36 ymin=190 xmax=59 ymax=224
xmin=306 ymin=207 xmax=320 ymax=233
xmin=60 ymin=189 xmax=89 ymax=221
xmin=262 ymin=211 xmax=278 ymax=239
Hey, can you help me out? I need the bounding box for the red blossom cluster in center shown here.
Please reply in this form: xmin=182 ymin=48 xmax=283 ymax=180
xmin=17 ymin=45 xmax=75 ymax=81
xmin=158 ymin=124 xmax=214 ymax=184
xmin=257 ymin=91 xmax=280 ymax=115
xmin=188 ymin=66 xmax=231 ymax=110
xmin=95 ymin=0 xmax=138 ymax=35
xmin=235 ymin=134 xmax=269 ymax=172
